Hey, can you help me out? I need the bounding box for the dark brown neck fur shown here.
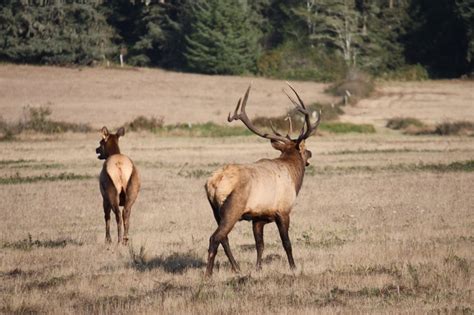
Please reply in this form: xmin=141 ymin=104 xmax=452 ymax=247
xmin=278 ymin=150 xmax=306 ymax=194
xmin=105 ymin=137 xmax=121 ymax=157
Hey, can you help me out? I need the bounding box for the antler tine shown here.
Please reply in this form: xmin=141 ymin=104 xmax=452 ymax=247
xmin=228 ymin=98 xmax=242 ymax=122
xmin=269 ymin=120 xmax=283 ymax=137
xmin=285 ymin=82 xmax=322 ymax=141
xmin=299 ymin=109 xmax=322 ymax=140
xmin=285 ymin=115 xmax=293 ymax=139
xmin=286 ymin=82 xmax=307 ymax=110
xmin=228 ymin=85 xmax=290 ymax=143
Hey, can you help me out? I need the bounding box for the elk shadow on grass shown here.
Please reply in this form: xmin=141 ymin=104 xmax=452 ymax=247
xmin=130 ymin=249 xmax=205 ymax=274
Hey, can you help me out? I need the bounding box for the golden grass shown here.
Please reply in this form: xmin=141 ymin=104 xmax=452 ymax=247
xmin=0 ymin=132 xmax=472 ymax=314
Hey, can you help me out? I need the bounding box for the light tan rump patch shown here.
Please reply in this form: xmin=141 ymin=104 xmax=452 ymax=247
xmin=105 ymin=154 xmax=134 ymax=194
xmin=206 ymin=164 xmax=241 ymax=207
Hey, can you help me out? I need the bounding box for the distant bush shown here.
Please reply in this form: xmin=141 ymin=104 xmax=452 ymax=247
xmin=252 ymin=112 xmax=375 ymax=135
xmin=125 ymin=116 xmax=164 ymax=132
xmin=387 ymin=117 xmax=474 ymax=136
xmin=0 ymin=106 xmax=91 ymax=140
xmin=20 ymin=106 xmax=91 ymax=133
xmin=162 ymin=122 xmax=251 ymax=137
xmin=257 ymin=42 xmax=347 ymax=82
xmin=320 ymin=122 xmax=376 ymax=134
xmin=381 ymin=64 xmax=430 ymax=81
xmin=434 ymin=121 xmax=474 ymax=136
xmin=386 ymin=117 xmax=426 ymax=130
xmin=327 ymin=69 xmax=375 ymax=103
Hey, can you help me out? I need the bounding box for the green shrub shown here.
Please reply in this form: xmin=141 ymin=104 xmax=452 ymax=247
xmin=327 ymin=69 xmax=375 ymax=102
xmin=434 ymin=121 xmax=474 ymax=136
xmin=386 ymin=117 xmax=426 ymax=130
xmin=320 ymin=122 xmax=376 ymax=134
xmin=19 ymin=106 xmax=91 ymax=133
xmin=161 ymin=122 xmax=252 ymax=137
xmin=257 ymin=42 xmax=347 ymax=82
xmin=0 ymin=172 xmax=92 ymax=185
xmin=1 ymin=106 xmax=91 ymax=139
xmin=381 ymin=64 xmax=429 ymax=81
xmin=126 ymin=116 xmax=164 ymax=132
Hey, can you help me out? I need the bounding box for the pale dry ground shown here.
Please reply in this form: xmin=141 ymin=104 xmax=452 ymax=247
xmin=1 ymin=64 xmax=473 ymax=130
xmin=341 ymin=80 xmax=474 ymax=127
xmin=0 ymin=66 xmax=473 ymax=313
xmin=0 ymin=132 xmax=473 ymax=314
xmin=0 ymin=64 xmax=337 ymax=127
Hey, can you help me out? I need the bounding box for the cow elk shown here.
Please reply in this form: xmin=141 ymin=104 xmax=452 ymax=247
xmin=205 ymin=84 xmax=320 ymax=276
xmin=96 ymin=127 xmax=140 ymax=245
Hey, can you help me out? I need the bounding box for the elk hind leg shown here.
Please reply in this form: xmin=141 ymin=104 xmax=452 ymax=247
xmin=205 ymin=194 xmax=241 ymax=277
xmin=207 ymin=195 xmax=240 ymax=273
xmin=276 ymin=214 xmax=296 ymax=270
xmin=122 ymin=170 xmax=140 ymax=245
xmin=106 ymin=186 xmax=122 ymax=244
xmin=252 ymin=220 xmax=265 ymax=271
xmin=103 ymin=199 xmax=112 ymax=243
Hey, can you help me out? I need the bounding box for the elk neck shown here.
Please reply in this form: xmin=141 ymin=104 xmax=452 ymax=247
xmin=105 ymin=138 xmax=121 ymax=157
xmin=278 ymin=150 xmax=306 ymax=194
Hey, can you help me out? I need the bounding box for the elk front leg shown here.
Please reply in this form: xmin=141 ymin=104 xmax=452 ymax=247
xmin=252 ymin=220 xmax=265 ymax=271
xmin=276 ymin=214 xmax=296 ymax=270
xmin=103 ymin=199 xmax=112 ymax=243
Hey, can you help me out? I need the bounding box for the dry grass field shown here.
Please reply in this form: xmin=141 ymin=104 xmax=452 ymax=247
xmin=0 ymin=65 xmax=473 ymax=314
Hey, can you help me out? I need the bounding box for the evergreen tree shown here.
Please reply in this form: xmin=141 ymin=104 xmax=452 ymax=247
xmin=404 ymin=0 xmax=471 ymax=77
xmin=129 ymin=1 xmax=166 ymax=66
xmin=184 ymin=0 xmax=261 ymax=75
xmin=294 ymin=0 xmax=363 ymax=66
xmin=0 ymin=0 xmax=116 ymax=65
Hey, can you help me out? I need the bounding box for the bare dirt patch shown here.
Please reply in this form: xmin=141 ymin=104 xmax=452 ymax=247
xmin=0 ymin=65 xmax=473 ymax=314
xmin=0 ymin=64 xmax=337 ymax=128
xmin=341 ymin=81 xmax=474 ymax=127
xmin=0 ymin=132 xmax=473 ymax=314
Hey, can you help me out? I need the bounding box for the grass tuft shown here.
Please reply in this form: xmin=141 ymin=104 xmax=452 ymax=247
xmin=1 ymin=106 xmax=91 ymax=139
xmin=320 ymin=122 xmax=376 ymax=134
xmin=434 ymin=121 xmax=474 ymax=136
xmin=386 ymin=117 xmax=426 ymax=130
xmin=0 ymin=172 xmax=92 ymax=185
xmin=2 ymin=234 xmax=83 ymax=251
xmin=125 ymin=115 xmax=164 ymax=132
xmin=387 ymin=117 xmax=474 ymax=136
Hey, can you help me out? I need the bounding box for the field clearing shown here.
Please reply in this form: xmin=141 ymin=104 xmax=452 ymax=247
xmin=1 ymin=132 xmax=473 ymax=314
xmin=0 ymin=65 xmax=473 ymax=313
xmin=1 ymin=65 xmax=473 ymax=128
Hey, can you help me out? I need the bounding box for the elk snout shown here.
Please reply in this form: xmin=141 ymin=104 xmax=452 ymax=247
xmin=96 ymin=146 xmax=105 ymax=160
xmin=304 ymin=150 xmax=312 ymax=166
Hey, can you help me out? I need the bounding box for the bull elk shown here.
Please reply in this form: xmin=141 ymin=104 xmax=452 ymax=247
xmin=205 ymin=84 xmax=320 ymax=276
xmin=96 ymin=127 xmax=140 ymax=245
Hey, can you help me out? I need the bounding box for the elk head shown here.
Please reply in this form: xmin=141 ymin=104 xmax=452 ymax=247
xmin=96 ymin=126 xmax=125 ymax=160
xmin=228 ymin=83 xmax=321 ymax=167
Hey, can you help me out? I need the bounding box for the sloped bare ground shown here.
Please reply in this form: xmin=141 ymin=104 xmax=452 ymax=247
xmin=0 ymin=64 xmax=337 ymax=128
xmin=0 ymin=133 xmax=473 ymax=314
xmin=341 ymin=80 xmax=474 ymax=127
xmin=1 ymin=65 xmax=473 ymax=131
xmin=0 ymin=65 xmax=472 ymax=313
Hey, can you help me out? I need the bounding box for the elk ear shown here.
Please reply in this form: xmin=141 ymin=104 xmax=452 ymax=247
xmin=101 ymin=126 xmax=109 ymax=139
xmin=116 ymin=127 xmax=125 ymax=137
xmin=297 ymin=140 xmax=306 ymax=153
xmin=271 ymin=140 xmax=287 ymax=152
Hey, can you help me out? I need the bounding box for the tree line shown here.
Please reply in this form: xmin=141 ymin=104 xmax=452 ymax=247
xmin=0 ymin=0 xmax=472 ymax=80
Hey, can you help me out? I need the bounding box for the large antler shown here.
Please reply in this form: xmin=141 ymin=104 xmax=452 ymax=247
xmin=284 ymin=82 xmax=321 ymax=141
xmin=228 ymin=85 xmax=291 ymax=143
